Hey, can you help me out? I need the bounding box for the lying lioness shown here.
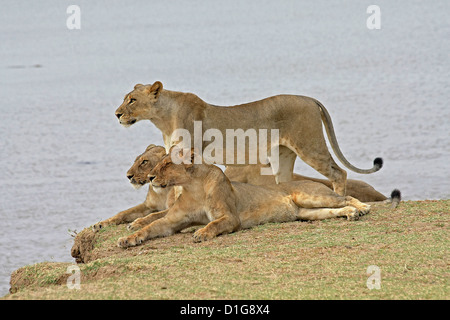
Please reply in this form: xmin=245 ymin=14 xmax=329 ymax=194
xmin=94 ymin=144 xmax=398 ymax=233
xmin=117 ymin=148 xmax=377 ymax=248
xmin=224 ymin=164 xmax=392 ymax=203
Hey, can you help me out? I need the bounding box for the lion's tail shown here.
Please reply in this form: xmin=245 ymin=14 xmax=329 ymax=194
xmin=315 ymin=100 xmax=383 ymax=174
xmin=389 ymin=189 xmax=402 ymax=209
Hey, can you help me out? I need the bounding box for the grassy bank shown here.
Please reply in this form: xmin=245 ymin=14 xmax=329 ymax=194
xmin=2 ymin=200 xmax=449 ymax=300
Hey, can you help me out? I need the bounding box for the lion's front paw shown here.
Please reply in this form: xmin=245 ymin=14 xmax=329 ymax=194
xmin=93 ymin=220 xmax=109 ymax=232
xmin=117 ymin=233 xmax=145 ymax=248
xmin=193 ymin=227 xmax=216 ymax=242
xmin=127 ymin=218 xmax=146 ymax=232
xmin=341 ymin=207 xmax=359 ymax=221
xmin=357 ymin=204 xmax=371 ymax=216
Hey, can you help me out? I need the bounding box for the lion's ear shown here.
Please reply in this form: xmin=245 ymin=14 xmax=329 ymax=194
xmin=145 ymin=81 xmax=163 ymax=100
xmin=134 ymin=83 xmax=144 ymax=90
xmin=145 ymin=144 xmax=157 ymax=152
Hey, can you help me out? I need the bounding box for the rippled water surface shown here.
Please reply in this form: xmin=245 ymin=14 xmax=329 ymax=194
xmin=0 ymin=0 xmax=449 ymax=295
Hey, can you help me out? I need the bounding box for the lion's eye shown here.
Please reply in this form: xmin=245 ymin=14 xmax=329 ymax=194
xmin=129 ymin=98 xmax=136 ymax=104
xmin=140 ymin=160 xmax=148 ymax=166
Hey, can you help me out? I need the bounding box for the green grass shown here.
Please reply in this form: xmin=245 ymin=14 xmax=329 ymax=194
xmin=2 ymin=200 xmax=449 ymax=300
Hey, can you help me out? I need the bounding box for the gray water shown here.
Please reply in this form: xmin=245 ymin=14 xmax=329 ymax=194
xmin=0 ymin=0 xmax=449 ymax=296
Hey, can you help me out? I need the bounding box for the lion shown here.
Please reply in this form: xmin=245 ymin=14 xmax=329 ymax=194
xmin=94 ymin=144 xmax=396 ymax=233
xmin=224 ymin=164 xmax=399 ymax=204
xmin=114 ymin=81 xmax=383 ymax=196
xmin=116 ymin=148 xmax=383 ymax=248
xmin=92 ymin=145 xmax=179 ymax=231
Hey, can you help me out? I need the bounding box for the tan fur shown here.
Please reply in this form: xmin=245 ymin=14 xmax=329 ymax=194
xmin=92 ymin=144 xmax=384 ymax=233
xmin=117 ymin=149 xmax=371 ymax=248
xmin=115 ymin=82 xmax=382 ymax=196
xmin=224 ymin=164 xmax=388 ymax=203
xmin=92 ymin=145 xmax=178 ymax=231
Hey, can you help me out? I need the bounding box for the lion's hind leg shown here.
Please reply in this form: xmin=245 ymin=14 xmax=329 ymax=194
xmin=289 ymin=182 xmax=347 ymax=209
xmin=344 ymin=196 xmax=371 ymax=217
xmin=289 ymin=181 xmax=370 ymax=219
xmin=296 ymin=206 xmax=358 ymax=221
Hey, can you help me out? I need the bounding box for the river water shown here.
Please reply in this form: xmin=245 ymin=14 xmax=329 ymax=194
xmin=0 ymin=0 xmax=448 ymax=295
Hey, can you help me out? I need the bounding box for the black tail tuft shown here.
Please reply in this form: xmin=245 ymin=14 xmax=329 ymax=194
xmin=390 ymin=189 xmax=401 ymax=208
xmin=373 ymin=157 xmax=383 ymax=170
xmin=391 ymin=189 xmax=401 ymax=200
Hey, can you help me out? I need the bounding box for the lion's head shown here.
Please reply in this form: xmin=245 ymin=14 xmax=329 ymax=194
xmin=115 ymin=81 xmax=163 ymax=127
xmin=127 ymin=144 xmax=167 ymax=189
xmin=149 ymin=147 xmax=197 ymax=190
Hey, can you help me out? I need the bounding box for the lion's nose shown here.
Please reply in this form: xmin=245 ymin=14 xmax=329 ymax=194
xmin=148 ymin=175 xmax=156 ymax=182
xmin=127 ymin=174 xmax=134 ymax=180
xmin=116 ymin=113 xmax=123 ymax=119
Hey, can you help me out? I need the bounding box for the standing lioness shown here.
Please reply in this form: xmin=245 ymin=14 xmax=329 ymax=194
xmin=115 ymin=81 xmax=382 ymax=195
